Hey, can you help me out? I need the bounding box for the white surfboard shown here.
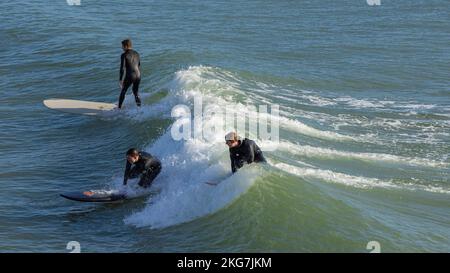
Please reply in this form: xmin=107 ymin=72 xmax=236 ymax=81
xmin=43 ymin=99 xmax=117 ymax=116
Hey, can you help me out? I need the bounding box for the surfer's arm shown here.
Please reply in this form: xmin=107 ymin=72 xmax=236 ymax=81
xmin=119 ymin=53 xmax=125 ymax=81
xmin=123 ymin=161 xmax=131 ymax=185
xmin=251 ymin=141 xmax=266 ymax=163
xmin=246 ymin=140 xmax=266 ymax=164
xmin=230 ymin=154 xmax=237 ymax=173
xmin=247 ymin=142 xmax=256 ymax=164
xmin=255 ymin=144 xmax=266 ymax=163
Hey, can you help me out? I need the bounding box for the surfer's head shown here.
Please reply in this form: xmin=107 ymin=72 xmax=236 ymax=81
xmin=126 ymin=148 xmax=139 ymax=164
xmin=225 ymin=132 xmax=240 ymax=148
xmin=121 ymin=39 xmax=132 ymax=51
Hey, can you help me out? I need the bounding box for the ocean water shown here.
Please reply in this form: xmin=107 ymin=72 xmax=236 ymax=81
xmin=0 ymin=0 xmax=449 ymax=252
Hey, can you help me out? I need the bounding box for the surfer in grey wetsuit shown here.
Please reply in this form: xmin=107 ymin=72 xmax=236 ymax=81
xmin=225 ymin=132 xmax=266 ymax=173
xmin=118 ymin=39 xmax=141 ymax=109
xmin=123 ymin=148 xmax=161 ymax=188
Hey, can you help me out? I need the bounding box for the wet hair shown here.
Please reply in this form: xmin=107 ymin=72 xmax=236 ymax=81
xmin=121 ymin=39 xmax=132 ymax=49
xmin=126 ymin=148 xmax=139 ymax=156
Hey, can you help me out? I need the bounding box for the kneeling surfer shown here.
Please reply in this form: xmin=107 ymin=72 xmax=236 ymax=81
xmin=204 ymin=132 xmax=266 ymax=186
xmin=225 ymin=132 xmax=266 ymax=173
xmin=123 ymin=148 xmax=161 ymax=188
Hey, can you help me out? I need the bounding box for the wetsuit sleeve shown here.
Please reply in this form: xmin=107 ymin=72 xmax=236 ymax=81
xmin=119 ymin=53 xmax=125 ymax=81
xmin=247 ymin=141 xmax=256 ymax=164
xmin=237 ymin=140 xmax=254 ymax=164
xmin=123 ymin=161 xmax=131 ymax=185
xmin=138 ymin=156 xmax=161 ymax=186
xmin=249 ymin=141 xmax=266 ymax=163
xmin=230 ymin=154 xmax=237 ymax=173
xmin=254 ymin=142 xmax=266 ymax=162
xmin=144 ymin=157 xmax=161 ymax=172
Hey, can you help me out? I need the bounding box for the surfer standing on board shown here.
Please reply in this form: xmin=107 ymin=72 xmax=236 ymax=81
xmin=225 ymin=132 xmax=266 ymax=173
xmin=123 ymin=148 xmax=161 ymax=188
xmin=118 ymin=39 xmax=142 ymax=109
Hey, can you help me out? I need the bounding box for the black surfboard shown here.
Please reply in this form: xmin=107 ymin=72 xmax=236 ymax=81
xmin=60 ymin=190 xmax=126 ymax=202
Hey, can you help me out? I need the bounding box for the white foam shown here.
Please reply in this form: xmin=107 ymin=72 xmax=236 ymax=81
xmin=277 ymin=115 xmax=358 ymax=142
xmin=273 ymin=142 xmax=448 ymax=168
xmin=272 ymin=162 xmax=397 ymax=189
xmin=272 ymin=162 xmax=450 ymax=194
xmin=395 ymin=103 xmax=436 ymax=110
xmin=299 ymin=94 xmax=337 ymax=106
xmin=335 ymin=97 xmax=386 ymax=108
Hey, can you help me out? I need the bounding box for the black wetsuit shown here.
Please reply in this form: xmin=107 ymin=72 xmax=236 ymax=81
xmin=123 ymin=152 xmax=161 ymax=188
xmin=229 ymin=138 xmax=266 ymax=173
xmin=118 ymin=49 xmax=141 ymax=109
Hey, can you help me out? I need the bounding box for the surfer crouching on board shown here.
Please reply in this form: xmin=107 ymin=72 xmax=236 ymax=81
xmin=123 ymin=148 xmax=161 ymax=188
xmin=225 ymin=132 xmax=266 ymax=173
xmin=118 ymin=39 xmax=141 ymax=109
